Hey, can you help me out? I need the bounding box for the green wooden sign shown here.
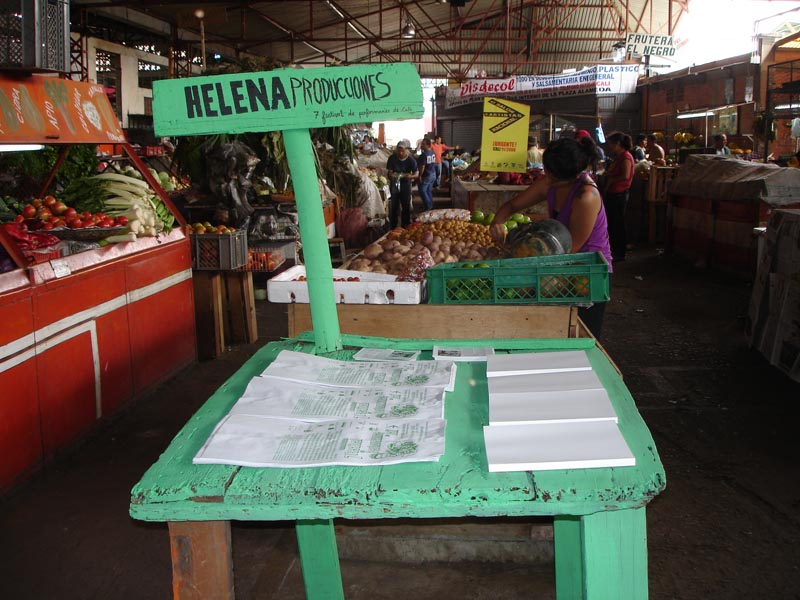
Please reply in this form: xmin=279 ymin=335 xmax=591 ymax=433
xmin=152 ymin=63 xmax=423 ymax=358
xmin=152 ymin=63 xmax=423 ymax=137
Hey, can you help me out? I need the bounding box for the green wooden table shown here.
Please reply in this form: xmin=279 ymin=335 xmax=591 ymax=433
xmin=130 ymin=334 xmax=665 ymax=600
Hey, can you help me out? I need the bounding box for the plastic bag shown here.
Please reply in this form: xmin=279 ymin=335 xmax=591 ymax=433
xmin=397 ymin=247 xmax=435 ymax=282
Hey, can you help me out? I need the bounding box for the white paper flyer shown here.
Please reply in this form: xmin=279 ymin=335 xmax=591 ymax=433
xmin=232 ymin=378 xmax=445 ymax=421
xmin=261 ymin=350 xmax=456 ymax=391
xmin=432 ymin=346 xmax=495 ymax=362
xmin=193 ymin=414 xmax=447 ymax=468
xmin=352 ymin=348 xmax=421 ymax=362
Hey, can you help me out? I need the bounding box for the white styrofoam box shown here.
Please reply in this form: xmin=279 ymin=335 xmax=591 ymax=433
xmin=267 ymin=265 xmax=425 ymax=304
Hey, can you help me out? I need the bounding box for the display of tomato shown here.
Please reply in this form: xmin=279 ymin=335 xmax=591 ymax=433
xmin=51 ymin=201 xmax=68 ymax=216
xmin=67 ymin=218 xmax=83 ymax=229
xmin=63 ymin=207 xmax=77 ymax=220
xmin=43 ymin=195 xmax=57 ymax=207
xmin=22 ymin=205 xmax=36 ymax=218
xmin=35 ymin=207 xmax=52 ymax=221
xmin=115 ymin=215 xmax=129 ymax=226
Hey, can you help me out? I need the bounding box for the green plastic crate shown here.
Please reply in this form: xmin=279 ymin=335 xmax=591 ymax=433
xmin=426 ymin=252 xmax=610 ymax=305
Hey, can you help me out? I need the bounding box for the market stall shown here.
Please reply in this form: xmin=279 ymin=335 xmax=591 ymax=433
xmin=130 ymin=62 xmax=662 ymax=600
xmin=0 ymin=74 xmax=195 ymax=492
xmin=668 ymin=154 xmax=800 ymax=275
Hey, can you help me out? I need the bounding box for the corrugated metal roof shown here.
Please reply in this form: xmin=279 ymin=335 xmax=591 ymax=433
xmin=73 ymin=0 xmax=687 ymax=79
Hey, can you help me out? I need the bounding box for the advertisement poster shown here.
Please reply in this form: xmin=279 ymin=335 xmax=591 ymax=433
xmin=0 ymin=76 xmax=125 ymax=143
xmin=479 ymin=97 xmax=530 ymax=173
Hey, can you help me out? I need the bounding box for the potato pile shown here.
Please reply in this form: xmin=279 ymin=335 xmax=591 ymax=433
xmin=346 ymin=219 xmax=501 ymax=275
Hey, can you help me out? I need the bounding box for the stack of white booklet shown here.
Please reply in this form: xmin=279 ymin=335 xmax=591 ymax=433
xmin=194 ymin=350 xmax=455 ymax=468
xmin=483 ymin=350 xmax=635 ymax=472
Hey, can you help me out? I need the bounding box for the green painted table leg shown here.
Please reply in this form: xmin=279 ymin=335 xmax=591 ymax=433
xmin=295 ymin=519 xmax=345 ymax=600
xmin=554 ymin=515 xmax=583 ymax=600
xmin=555 ymin=507 xmax=649 ymax=600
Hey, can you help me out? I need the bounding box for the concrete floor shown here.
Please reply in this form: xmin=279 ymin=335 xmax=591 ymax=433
xmin=1 ymin=246 xmax=799 ymax=599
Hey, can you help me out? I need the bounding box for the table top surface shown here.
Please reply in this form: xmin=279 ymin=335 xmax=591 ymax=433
xmin=130 ymin=335 xmax=665 ymax=523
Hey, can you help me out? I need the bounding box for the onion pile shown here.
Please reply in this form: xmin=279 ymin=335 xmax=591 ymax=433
xmin=346 ymin=219 xmax=501 ymax=275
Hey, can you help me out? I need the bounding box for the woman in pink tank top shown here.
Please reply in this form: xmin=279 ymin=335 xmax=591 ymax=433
xmin=490 ymin=137 xmax=612 ymax=336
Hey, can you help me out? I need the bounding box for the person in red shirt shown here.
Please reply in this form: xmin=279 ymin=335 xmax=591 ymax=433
xmin=431 ymin=136 xmax=456 ymax=188
xmin=603 ymin=131 xmax=635 ymax=262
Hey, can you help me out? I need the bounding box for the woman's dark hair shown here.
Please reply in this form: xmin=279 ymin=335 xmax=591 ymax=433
xmin=635 ymin=134 xmax=646 ymax=145
xmin=542 ymin=137 xmax=597 ymax=180
xmin=607 ymin=131 xmax=633 ymax=151
xmin=646 ymin=133 xmax=658 ymax=143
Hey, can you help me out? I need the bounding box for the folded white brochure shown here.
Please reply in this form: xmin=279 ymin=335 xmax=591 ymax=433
xmin=261 ymin=350 xmax=456 ymax=391
xmin=487 ymin=369 xmax=604 ymax=395
xmin=488 ymin=388 xmax=617 ymax=426
xmin=483 ymin=420 xmax=635 ymax=472
xmin=432 ymin=346 xmax=495 ymax=362
xmin=233 ymin=378 xmax=445 ymax=421
xmin=194 ymin=414 xmax=447 ymax=468
xmin=352 ymin=348 xmax=421 ymax=362
xmin=486 ymin=350 xmax=591 ymax=377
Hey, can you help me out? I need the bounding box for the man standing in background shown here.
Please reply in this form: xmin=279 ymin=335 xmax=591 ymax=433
xmin=386 ymin=140 xmax=419 ymax=228
xmin=431 ymin=135 xmax=454 ymax=189
xmin=713 ymin=133 xmax=730 ymax=155
xmin=417 ymin=138 xmax=437 ymax=212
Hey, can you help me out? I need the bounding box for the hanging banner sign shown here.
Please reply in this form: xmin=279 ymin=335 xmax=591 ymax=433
xmin=479 ymin=97 xmax=530 ymax=173
xmin=0 ymin=76 xmax=125 ymax=143
xmin=445 ymin=65 xmax=640 ymax=108
xmin=625 ymin=33 xmax=676 ymax=57
xmin=152 ymin=63 xmax=423 ymax=137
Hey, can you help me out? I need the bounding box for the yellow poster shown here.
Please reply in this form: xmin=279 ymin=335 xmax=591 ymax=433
xmin=479 ymin=97 xmax=530 ymax=173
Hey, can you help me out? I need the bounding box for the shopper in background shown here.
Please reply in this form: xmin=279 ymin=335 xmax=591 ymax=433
xmin=431 ymin=136 xmax=455 ymax=188
xmin=417 ymin=137 xmax=437 ymax=212
xmin=632 ymin=134 xmax=647 ymax=162
xmin=603 ymin=131 xmax=635 ymax=263
xmin=489 ymin=137 xmax=612 ymax=336
xmin=358 ymin=135 xmax=377 ymax=154
xmin=575 ymin=129 xmax=605 ymax=177
xmin=527 ymin=137 xmax=543 ymax=167
xmin=386 ymin=140 xmax=419 ymax=229
xmin=713 ymin=133 xmax=731 ymax=155
xmin=646 ymin=133 xmax=665 ymax=165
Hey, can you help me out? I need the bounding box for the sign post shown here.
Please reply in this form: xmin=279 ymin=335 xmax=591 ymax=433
xmin=152 ymin=64 xmax=424 ymax=353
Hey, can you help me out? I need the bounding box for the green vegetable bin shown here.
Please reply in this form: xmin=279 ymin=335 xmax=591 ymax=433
xmin=426 ymin=252 xmax=610 ymax=305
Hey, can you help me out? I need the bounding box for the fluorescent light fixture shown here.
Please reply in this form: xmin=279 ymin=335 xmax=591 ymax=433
xmin=0 ymin=144 xmax=45 ymax=152
xmin=677 ymin=111 xmax=715 ymax=120
xmin=561 ymin=68 xmax=577 ymax=74
xmin=774 ymin=103 xmax=800 ymax=110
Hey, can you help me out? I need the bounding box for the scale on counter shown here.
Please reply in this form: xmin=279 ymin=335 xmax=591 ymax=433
xmin=249 ymin=203 xmax=300 ymax=241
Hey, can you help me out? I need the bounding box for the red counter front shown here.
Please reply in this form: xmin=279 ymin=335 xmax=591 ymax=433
xmin=0 ymin=231 xmax=196 ymax=491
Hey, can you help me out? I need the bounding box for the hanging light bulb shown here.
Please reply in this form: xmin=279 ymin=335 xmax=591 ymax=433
xmin=401 ymin=21 xmax=416 ymax=39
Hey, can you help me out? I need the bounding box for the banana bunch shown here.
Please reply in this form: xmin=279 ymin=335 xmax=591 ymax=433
xmin=91 ymin=173 xmax=175 ymax=237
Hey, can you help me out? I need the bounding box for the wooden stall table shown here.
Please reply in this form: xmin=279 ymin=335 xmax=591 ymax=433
xmin=288 ymin=303 xmax=583 ymax=339
xmin=130 ymin=334 xmax=665 ymax=600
